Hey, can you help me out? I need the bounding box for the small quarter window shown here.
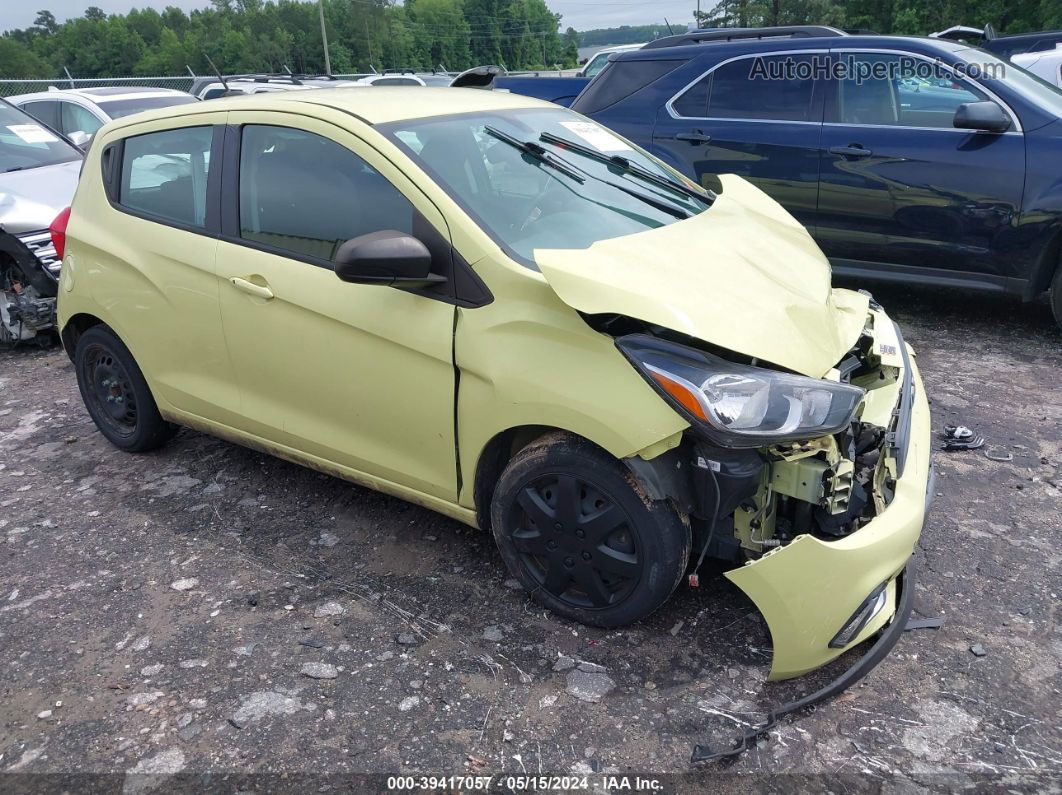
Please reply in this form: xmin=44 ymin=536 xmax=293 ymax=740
xmin=119 ymin=126 xmax=213 ymax=228
xmin=238 ymin=125 xmax=414 ymax=263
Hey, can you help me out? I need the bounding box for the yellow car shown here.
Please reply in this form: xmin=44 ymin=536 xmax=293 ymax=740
xmin=53 ymin=89 xmax=931 ymax=706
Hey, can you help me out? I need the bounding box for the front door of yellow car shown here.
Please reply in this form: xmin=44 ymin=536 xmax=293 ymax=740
xmin=213 ymin=114 xmax=458 ymax=500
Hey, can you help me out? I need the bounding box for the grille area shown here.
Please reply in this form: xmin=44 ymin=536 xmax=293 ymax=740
xmin=17 ymin=230 xmax=61 ymax=277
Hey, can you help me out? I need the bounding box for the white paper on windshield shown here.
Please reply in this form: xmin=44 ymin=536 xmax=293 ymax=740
xmin=558 ymin=120 xmax=632 ymax=153
xmin=6 ymin=124 xmax=59 ymax=144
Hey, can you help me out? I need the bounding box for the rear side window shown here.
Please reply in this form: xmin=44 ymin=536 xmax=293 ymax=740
xmin=119 ymin=126 xmax=213 ymax=228
xmin=20 ymin=100 xmax=60 ymax=131
xmin=707 ymin=54 xmax=819 ymax=121
xmin=571 ymin=59 xmax=684 ymax=115
xmin=238 ymin=125 xmax=413 ymax=264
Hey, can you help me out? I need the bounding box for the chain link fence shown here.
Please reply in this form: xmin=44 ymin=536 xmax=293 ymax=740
xmin=0 ymin=73 xmax=379 ymax=97
xmin=0 ymin=76 xmax=199 ymax=97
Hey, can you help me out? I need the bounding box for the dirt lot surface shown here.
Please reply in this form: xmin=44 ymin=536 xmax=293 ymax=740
xmin=1 ymin=285 xmax=1059 ymax=792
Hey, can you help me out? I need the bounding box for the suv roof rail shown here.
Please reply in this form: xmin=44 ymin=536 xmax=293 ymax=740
xmin=642 ymin=25 xmax=848 ymax=50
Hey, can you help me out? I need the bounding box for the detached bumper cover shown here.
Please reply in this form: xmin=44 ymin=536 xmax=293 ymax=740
xmin=725 ymin=334 xmax=932 ymax=681
xmin=693 ymin=561 xmax=916 ymax=763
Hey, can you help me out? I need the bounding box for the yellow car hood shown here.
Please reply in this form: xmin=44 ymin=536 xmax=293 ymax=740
xmin=533 ymin=174 xmax=869 ymax=378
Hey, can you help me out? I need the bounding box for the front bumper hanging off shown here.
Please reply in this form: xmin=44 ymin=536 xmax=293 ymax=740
xmin=693 ymin=319 xmax=932 ymax=763
xmin=691 ymin=561 xmax=915 ymax=763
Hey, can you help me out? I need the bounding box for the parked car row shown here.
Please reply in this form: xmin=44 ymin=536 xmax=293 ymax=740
xmin=556 ymin=25 xmax=1062 ymax=326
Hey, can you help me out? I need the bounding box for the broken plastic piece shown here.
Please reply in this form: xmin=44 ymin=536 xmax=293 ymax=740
xmin=904 ymin=616 xmax=944 ymax=631
xmin=984 ymin=447 xmax=1013 ymax=462
xmin=940 ymin=425 xmax=984 ymax=451
xmin=688 ymin=573 xmax=700 ymax=588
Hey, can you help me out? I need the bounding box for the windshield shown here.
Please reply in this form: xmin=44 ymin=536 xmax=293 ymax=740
xmin=99 ymin=95 xmax=199 ymax=120
xmin=959 ymin=47 xmax=1062 ymax=118
xmin=383 ymin=108 xmax=709 ymax=267
xmin=0 ymin=100 xmax=81 ymax=172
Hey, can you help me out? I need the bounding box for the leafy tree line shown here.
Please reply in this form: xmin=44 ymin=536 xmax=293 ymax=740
xmin=0 ymin=0 xmax=582 ymax=78
xmin=578 ymin=24 xmax=673 ymax=47
xmin=694 ymin=0 xmax=1062 ymax=35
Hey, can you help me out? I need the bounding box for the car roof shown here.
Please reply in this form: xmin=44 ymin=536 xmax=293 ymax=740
xmin=8 ymin=86 xmax=192 ymax=104
xmin=614 ymin=33 xmax=968 ymax=62
xmin=104 ymin=86 xmax=556 ymax=128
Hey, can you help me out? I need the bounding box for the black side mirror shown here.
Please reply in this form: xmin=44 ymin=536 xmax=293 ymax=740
xmin=953 ymin=101 xmax=1011 ymax=133
xmin=334 ymin=230 xmax=444 ymax=287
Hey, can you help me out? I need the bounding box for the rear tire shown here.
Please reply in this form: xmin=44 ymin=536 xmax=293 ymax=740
xmin=74 ymin=326 xmax=177 ymax=452
xmin=1052 ymin=266 xmax=1062 ymax=329
xmin=491 ymin=432 xmax=690 ymax=627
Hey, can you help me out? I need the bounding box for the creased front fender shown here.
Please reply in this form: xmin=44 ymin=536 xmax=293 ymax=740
xmin=727 ymin=349 xmax=932 ymax=680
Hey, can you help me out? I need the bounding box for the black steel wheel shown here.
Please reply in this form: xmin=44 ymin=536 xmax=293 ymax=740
xmin=74 ymin=325 xmax=177 ymax=452
xmin=491 ymin=432 xmax=690 ymax=627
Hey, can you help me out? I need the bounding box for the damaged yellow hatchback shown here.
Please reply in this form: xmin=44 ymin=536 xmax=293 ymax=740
xmin=56 ymin=89 xmax=931 ymax=703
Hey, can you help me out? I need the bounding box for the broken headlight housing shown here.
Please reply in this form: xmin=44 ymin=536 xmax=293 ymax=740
xmin=617 ymin=335 xmax=865 ymax=448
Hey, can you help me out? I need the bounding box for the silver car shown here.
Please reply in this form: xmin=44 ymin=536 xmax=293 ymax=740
xmin=0 ymin=99 xmax=81 ymax=344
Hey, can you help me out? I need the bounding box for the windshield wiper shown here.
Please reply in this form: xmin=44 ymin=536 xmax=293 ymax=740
xmin=484 ymin=126 xmax=584 ymax=183
xmin=539 ymin=132 xmax=714 ymax=205
xmin=486 ymin=126 xmax=688 ymax=220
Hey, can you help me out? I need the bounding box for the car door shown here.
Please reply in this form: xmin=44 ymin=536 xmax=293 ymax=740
xmin=651 ymin=50 xmax=827 ymax=230
xmin=214 ymin=112 xmax=458 ymax=501
xmin=817 ymin=50 xmax=1026 ymax=286
xmin=104 ymin=120 xmax=241 ymax=424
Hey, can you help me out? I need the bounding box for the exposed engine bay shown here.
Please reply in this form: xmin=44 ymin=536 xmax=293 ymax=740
xmin=0 ymin=229 xmax=59 ymax=345
xmin=592 ymin=304 xmax=912 ymax=563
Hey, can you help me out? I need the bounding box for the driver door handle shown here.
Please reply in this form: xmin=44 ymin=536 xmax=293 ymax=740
xmin=230 ymin=277 xmax=274 ymax=300
xmin=675 ymin=131 xmax=712 ymax=144
xmin=829 ymin=145 xmax=873 ymax=158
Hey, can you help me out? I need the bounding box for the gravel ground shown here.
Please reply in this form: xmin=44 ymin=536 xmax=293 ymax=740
xmin=0 ymin=284 xmax=1059 ymax=792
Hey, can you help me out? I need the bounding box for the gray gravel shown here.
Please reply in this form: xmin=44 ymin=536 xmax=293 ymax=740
xmin=0 ymin=284 xmax=1059 ymax=787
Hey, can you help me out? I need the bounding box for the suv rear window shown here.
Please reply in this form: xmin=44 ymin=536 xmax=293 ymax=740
xmin=571 ymin=59 xmax=684 ymax=114
xmin=119 ymin=126 xmax=213 ymax=228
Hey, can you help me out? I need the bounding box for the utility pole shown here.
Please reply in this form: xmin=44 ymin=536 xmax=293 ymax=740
xmin=318 ymin=0 xmax=331 ymax=76
xmin=696 ymin=0 xmax=701 ymax=28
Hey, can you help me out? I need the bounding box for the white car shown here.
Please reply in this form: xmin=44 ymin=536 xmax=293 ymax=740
xmin=579 ymin=43 xmax=646 ymax=78
xmin=8 ymin=86 xmax=198 ymax=147
xmin=1013 ymin=47 xmax=1062 ymax=87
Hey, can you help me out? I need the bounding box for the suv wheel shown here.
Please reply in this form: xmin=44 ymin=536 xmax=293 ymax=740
xmin=491 ymin=433 xmax=690 ymax=627
xmin=1052 ymin=266 xmax=1062 ymax=329
xmin=74 ymin=326 xmax=177 ymax=452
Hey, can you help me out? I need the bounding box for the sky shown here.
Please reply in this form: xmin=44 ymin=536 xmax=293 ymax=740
xmin=0 ymin=1 xmax=702 ymax=35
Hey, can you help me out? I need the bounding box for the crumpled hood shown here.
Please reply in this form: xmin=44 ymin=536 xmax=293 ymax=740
xmin=534 ymin=174 xmax=869 ymax=377
xmin=0 ymin=160 xmax=80 ymax=236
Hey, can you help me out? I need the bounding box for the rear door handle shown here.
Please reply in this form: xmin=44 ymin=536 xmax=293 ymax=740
xmin=675 ymin=131 xmax=712 ymax=144
xmin=829 ymin=145 xmax=873 ymax=158
xmin=230 ymin=277 xmax=274 ymax=300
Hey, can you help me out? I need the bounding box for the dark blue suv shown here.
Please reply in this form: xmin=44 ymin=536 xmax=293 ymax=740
xmin=569 ymin=26 xmax=1062 ymax=326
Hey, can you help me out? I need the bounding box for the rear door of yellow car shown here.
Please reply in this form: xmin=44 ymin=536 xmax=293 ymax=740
xmin=214 ymin=110 xmax=458 ymax=500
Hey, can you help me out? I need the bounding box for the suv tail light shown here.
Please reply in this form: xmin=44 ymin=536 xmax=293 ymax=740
xmin=50 ymin=207 xmax=71 ymax=261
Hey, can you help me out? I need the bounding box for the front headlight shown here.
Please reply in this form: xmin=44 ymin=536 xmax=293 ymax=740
xmin=617 ymin=335 xmax=865 ymax=448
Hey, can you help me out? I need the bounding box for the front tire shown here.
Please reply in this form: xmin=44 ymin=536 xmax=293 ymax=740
xmin=74 ymin=326 xmax=177 ymax=452
xmin=491 ymin=432 xmax=690 ymax=627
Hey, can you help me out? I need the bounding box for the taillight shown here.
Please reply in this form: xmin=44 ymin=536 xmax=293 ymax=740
xmin=50 ymin=206 xmax=71 ymax=261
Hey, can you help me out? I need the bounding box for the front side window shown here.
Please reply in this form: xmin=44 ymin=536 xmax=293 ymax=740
xmin=835 ymin=53 xmax=989 ymax=128
xmin=60 ymin=102 xmax=104 ymax=137
xmin=238 ymin=125 xmax=414 ymax=263
xmin=384 ymin=108 xmax=711 ymax=268
xmin=119 ymin=126 xmax=213 ymax=227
